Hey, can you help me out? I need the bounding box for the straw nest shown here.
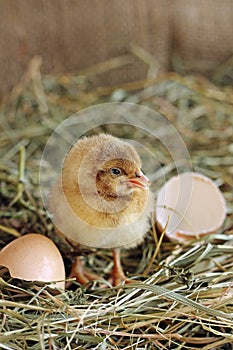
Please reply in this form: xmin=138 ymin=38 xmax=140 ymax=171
xmin=0 ymin=57 xmax=233 ymax=349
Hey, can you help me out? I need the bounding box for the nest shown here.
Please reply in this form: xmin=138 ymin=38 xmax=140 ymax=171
xmin=0 ymin=57 xmax=233 ymax=349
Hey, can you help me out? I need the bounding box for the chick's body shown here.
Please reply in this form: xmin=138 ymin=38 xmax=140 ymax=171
xmin=49 ymin=134 xmax=153 ymax=284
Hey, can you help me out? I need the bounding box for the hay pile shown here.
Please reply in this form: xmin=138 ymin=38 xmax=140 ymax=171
xmin=0 ymin=58 xmax=233 ymax=349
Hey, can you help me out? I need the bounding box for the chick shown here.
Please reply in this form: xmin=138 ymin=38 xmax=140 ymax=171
xmin=49 ymin=134 xmax=153 ymax=285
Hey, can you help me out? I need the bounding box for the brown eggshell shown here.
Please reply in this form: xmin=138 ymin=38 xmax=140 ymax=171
xmin=156 ymin=172 xmax=227 ymax=242
xmin=0 ymin=233 xmax=65 ymax=289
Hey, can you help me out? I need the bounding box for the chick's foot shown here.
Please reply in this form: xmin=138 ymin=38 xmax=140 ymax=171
xmin=68 ymin=256 xmax=101 ymax=285
xmin=110 ymin=248 xmax=132 ymax=286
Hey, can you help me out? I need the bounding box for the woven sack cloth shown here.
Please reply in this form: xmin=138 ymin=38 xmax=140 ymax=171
xmin=0 ymin=0 xmax=232 ymax=96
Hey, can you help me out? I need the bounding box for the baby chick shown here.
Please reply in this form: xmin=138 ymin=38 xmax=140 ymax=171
xmin=49 ymin=134 xmax=153 ymax=286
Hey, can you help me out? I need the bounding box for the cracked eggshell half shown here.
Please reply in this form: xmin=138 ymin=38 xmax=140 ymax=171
xmin=0 ymin=233 xmax=65 ymax=289
xmin=156 ymin=172 xmax=227 ymax=242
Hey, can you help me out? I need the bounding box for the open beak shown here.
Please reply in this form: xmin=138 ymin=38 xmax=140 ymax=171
xmin=128 ymin=170 xmax=150 ymax=189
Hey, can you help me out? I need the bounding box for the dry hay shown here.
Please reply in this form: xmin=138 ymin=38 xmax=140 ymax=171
xmin=0 ymin=57 xmax=233 ymax=349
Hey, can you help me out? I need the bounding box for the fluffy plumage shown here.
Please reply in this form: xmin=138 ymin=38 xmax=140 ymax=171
xmin=49 ymin=134 xmax=154 ymax=284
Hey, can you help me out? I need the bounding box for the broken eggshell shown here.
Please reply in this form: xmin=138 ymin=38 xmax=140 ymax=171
xmin=0 ymin=233 xmax=65 ymax=289
xmin=156 ymin=172 xmax=227 ymax=242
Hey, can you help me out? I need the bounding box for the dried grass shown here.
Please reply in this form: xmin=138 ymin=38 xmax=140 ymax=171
xmin=0 ymin=57 xmax=233 ymax=349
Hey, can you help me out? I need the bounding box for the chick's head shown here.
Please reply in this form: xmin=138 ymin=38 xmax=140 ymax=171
xmin=61 ymin=134 xmax=151 ymax=220
xmin=71 ymin=134 xmax=150 ymax=200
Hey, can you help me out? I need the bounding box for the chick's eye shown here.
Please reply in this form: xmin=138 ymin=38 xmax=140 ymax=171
xmin=110 ymin=167 xmax=121 ymax=176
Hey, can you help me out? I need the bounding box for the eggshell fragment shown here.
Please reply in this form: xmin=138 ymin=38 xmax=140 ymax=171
xmin=0 ymin=233 xmax=65 ymax=289
xmin=156 ymin=172 xmax=227 ymax=242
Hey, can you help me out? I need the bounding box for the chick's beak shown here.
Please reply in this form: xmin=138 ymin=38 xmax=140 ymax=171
xmin=128 ymin=169 xmax=150 ymax=189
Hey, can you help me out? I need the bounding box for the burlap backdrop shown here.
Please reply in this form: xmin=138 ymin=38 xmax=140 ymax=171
xmin=0 ymin=0 xmax=232 ymax=96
